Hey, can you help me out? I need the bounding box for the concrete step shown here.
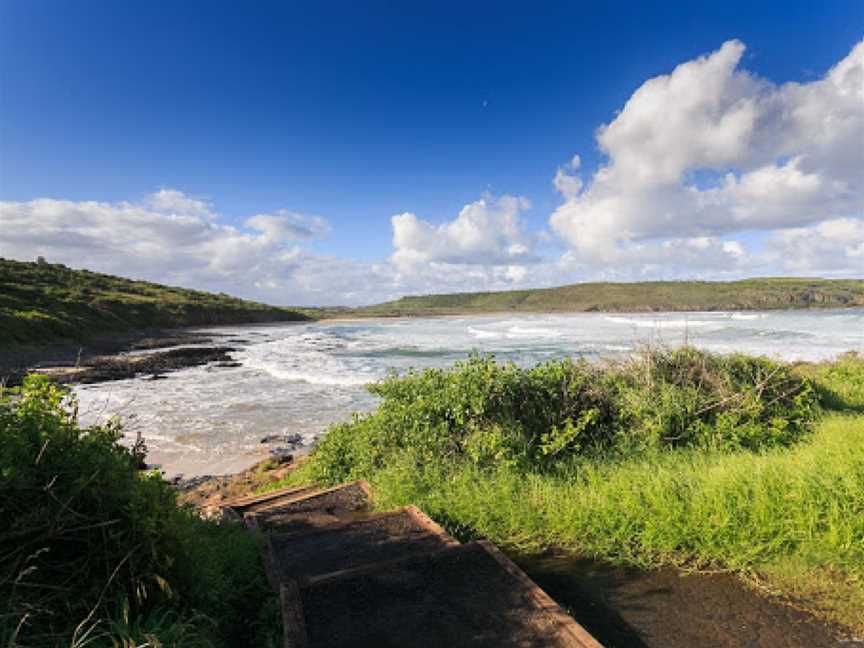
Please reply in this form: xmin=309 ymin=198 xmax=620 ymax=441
xmin=264 ymin=505 xmax=458 ymax=588
xmin=245 ymin=480 xmax=373 ymax=533
xmin=280 ymin=540 xmax=603 ymax=648
xmin=221 ymin=484 xmax=320 ymax=520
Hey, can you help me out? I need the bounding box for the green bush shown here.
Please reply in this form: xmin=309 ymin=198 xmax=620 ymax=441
xmin=0 ymin=376 xmax=271 ymax=647
xmin=309 ymin=349 xmax=818 ymax=483
xmin=794 ymin=351 xmax=864 ymax=413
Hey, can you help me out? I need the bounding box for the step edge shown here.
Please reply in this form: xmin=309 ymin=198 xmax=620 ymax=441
xmin=476 ymin=540 xmax=605 ymax=648
xmin=223 ymin=484 xmax=316 ymax=510
xmin=303 ymin=540 xmax=479 ymax=587
xmin=246 ymin=479 xmax=372 ymax=517
xmin=267 ymin=507 xmax=415 ymax=543
xmin=280 ymin=581 xmax=309 ymax=648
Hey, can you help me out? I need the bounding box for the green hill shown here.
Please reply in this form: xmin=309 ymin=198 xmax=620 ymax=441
xmin=357 ymin=278 xmax=864 ymax=317
xmin=0 ymin=258 xmax=313 ymax=348
xmin=4 ymin=258 xmax=862 ymax=349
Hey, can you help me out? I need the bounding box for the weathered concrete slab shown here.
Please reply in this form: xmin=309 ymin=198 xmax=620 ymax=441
xmin=266 ymin=505 xmax=458 ymax=587
xmin=282 ymin=540 xmax=603 ymax=648
xmin=223 ymin=484 xmax=319 ymax=514
xmin=245 ymin=480 xmax=372 ymax=533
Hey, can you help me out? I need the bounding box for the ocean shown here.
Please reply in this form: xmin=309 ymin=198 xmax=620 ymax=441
xmin=74 ymin=309 xmax=864 ymax=477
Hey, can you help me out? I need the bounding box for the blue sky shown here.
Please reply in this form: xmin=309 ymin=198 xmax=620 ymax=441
xmin=1 ymin=1 xmax=862 ymax=305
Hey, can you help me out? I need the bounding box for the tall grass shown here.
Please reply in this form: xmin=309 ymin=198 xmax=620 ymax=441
xmin=369 ymin=415 xmax=864 ymax=575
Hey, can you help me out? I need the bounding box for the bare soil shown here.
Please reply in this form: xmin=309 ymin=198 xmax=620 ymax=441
xmin=175 ymin=459 xmax=297 ymax=517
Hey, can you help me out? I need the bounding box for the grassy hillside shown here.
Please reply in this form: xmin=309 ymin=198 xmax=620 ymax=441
xmin=357 ymin=278 xmax=864 ymax=317
xmin=0 ymin=258 xmax=312 ymax=348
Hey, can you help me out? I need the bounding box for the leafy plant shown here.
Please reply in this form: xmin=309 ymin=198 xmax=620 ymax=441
xmin=0 ymin=376 xmax=272 ymax=646
xmin=310 ymin=349 xmax=819 ymax=484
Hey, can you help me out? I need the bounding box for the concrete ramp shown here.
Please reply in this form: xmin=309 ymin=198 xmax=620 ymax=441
xmin=280 ymin=540 xmax=602 ymax=648
xmin=221 ymin=484 xmax=319 ymax=520
xmin=266 ymin=505 xmax=458 ymax=587
xmin=244 ymin=480 xmax=372 ymax=533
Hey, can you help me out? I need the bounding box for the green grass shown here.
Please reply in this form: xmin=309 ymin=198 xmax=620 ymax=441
xmin=0 ymin=258 xmax=315 ymax=348
xmin=0 ymin=376 xmax=279 ymax=647
xmin=367 ymin=414 xmax=864 ymax=573
xmin=355 ymin=277 xmax=864 ymax=317
xmin=274 ymin=350 xmax=864 ymax=631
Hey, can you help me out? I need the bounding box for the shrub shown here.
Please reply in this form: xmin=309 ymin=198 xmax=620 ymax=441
xmin=310 ymin=349 xmax=818 ymax=483
xmin=0 ymin=376 xmax=270 ymax=647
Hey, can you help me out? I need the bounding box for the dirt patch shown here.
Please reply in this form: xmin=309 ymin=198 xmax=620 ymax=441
xmin=175 ymin=459 xmax=296 ymax=516
xmin=517 ymin=551 xmax=854 ymax=648
xmin=295 ymin=541 xmax=590 ymax=647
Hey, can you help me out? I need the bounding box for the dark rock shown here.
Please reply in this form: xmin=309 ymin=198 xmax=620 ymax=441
xmin=268 ymin=448 xmax=295 ymax=464
xmin=31 ymin=346 xmax=238 ymax=385
xmin=172 ymin=474 xmax=219 ymax=491
xmin=130 ymin=335 xmax=213 ymax=351
xmin=260 ymin=433 xmax=304 ymax=448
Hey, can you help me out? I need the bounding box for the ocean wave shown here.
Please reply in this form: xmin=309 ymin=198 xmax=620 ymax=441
xmin=244 ymin=359 xmax=374 ymax=386
xmin=468 ymin=327 xmax=502 ymax=339
xmin=506 ymin=326 xmax=563 ymax=339
xmin=604 ymin=316 xmax=713 ymax=329
xmin=730 ymin=313 xmax=762 ymax=321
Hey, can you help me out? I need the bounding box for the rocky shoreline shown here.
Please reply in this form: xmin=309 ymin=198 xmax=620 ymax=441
xmin=0 ymin=329 xmax=239 ymax=387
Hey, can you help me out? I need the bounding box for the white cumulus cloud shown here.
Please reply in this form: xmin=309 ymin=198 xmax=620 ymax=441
xmin=391 ymin=194 xmax=536 ymax=271
xmin=0 ymin=190 xmax=557 ymax=305
xmin=550 ymin=38 xmax=864 ymax=276
xmin=0 ymin=190 xmax=339 ymax=303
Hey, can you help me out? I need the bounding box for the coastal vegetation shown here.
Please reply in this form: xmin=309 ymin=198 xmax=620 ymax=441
xmin=3 ymin=350 xmax=862 ymax=643
xmin=0 ymin=376 xmax=278 ymax=647
xmin=357 ymin=277 xmax=864 ymax=317
xmin=281 ymin=349 xmax=864 ymax=631
xmin=0 ymin=258 xmax=311 ymax=349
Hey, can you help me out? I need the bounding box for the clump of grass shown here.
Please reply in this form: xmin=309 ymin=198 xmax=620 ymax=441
xmin=794 ymin=351 xmax=864 ymax=412
xmin=0 ymin=376 xmax=275 ymax=646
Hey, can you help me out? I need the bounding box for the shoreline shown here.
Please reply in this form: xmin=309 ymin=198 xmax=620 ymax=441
xmin=6 ymin=313 xmax=861 ymax=481
xmin=319 ymin=303 xmax=864 ymax=324
xmin=5 ymin=305 xmax=862 ymax=374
